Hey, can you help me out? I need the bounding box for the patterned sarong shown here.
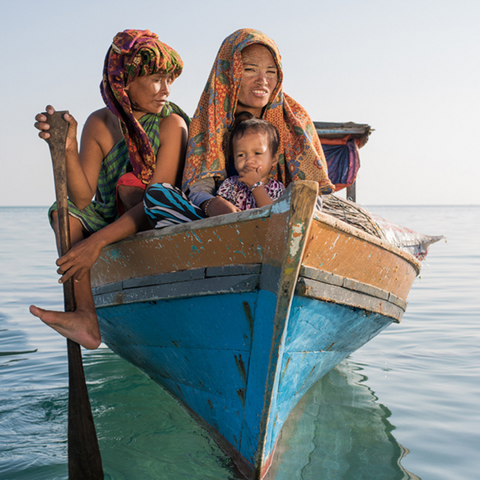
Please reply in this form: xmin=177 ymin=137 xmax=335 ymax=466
xmin=182 ymin=28 xmax=334 ymax=195
xmin=144 ymin=183 xmax=205 ymax=229
xmin=48 ymin=103 xmax=188 ymax=233
xmin=216 ymin=176 xmax=285 ymax=210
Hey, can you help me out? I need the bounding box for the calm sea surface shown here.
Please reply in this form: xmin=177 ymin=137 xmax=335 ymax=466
xmin=1 ymin=206 xmax=479 ymax=479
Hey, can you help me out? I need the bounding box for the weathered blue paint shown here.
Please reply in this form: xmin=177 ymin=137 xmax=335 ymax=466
xmin=97 ymin=287 xmax=392 ymax=470
xmin=89 ymin=180 xmax=423 ymax=478
xmin=261 ymin=296 xmax=392 ymax=462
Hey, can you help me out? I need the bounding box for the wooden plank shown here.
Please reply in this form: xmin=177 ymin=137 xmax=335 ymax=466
xmin=343 ymin=277 xmax=390 ymax=301
xmin=303 ymin=215 xmax=419 ymax=301
xmin=94 ymin=274 xmax=260 ymax=308
xmin=299 ymin=266 xmax=344 ymax=287
xmin=296 ymin=277 xmax=404 ymax=322
xmin=123 ymin=268 xmax=205 ymax=289
xmin=389 ymin=292 xmax=407 ymax=309
xmin=314 ymin=121 xmax=371 ymax=135
xmin=91 ymin=216 xmax=270 ymax=288
xmin=254 ymin=181 xmax=319 ymax=475
xmin=314 ymin=121 xmax=372 ymax=144
xmin=91 ymin=280 xmax=123 ymax=296
xmin=206 ymin=264 xmax=261 ymax=277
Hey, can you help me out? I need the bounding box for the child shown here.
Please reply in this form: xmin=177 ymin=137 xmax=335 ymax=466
xmin=215 ymin=118 xmax=285 ymax=212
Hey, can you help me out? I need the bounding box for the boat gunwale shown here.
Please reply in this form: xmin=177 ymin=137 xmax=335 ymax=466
xmin=313 ymin=210 xmax=422 ymax=274
xmin=94 ymin=190 xmax=420 ymax=278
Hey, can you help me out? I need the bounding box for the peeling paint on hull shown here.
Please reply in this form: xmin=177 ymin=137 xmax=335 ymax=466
xmin=91 ymin=181 xmax=420 ymax=479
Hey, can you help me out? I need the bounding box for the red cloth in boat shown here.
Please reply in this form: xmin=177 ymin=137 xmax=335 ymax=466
xmin=116 ymin=172 xmax=146 ymax=216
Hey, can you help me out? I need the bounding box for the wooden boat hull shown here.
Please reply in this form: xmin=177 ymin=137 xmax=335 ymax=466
xmin=91 ymin=181 xmax=420 ymax=479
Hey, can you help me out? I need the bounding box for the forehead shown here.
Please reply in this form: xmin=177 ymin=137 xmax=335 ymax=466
xmin=148 ymin=72 xmax=171 ymax=78
xmin=233 ymin=130 xmax=269 ymax=145
xmin=241 ymin=44 xmax=275 ymax=66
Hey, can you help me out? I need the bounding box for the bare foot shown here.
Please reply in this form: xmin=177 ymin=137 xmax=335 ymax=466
xmin=29 ymin=305 xmax=102 ymax=350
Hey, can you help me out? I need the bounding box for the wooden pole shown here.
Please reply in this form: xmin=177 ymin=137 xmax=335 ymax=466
xmin=45 ymin=111 xmax=103 ymax=479
xmin=347 ymin=181 xmax=357 ymax=203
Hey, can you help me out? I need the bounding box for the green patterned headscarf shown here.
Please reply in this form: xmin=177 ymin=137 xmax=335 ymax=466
xmin=101 ymin=29 xmax=183 ymax=184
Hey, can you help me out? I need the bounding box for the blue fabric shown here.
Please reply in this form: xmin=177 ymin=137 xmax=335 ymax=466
xmin=322 ymin=139 xmax=360 ymax=187
xmin=144 ymin=183 xmax=205 ymax=228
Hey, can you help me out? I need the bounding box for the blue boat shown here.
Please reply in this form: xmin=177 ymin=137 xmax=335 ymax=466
xmin=91 ymin=172 xmax=428 ymax=478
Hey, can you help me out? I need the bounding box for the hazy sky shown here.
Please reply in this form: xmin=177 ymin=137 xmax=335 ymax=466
xmin=2 ymin=0 xmax=478 ymax=206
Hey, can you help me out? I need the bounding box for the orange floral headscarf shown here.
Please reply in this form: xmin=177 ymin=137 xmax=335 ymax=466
xmin=182 ymin=28 xmax=334 ymax=194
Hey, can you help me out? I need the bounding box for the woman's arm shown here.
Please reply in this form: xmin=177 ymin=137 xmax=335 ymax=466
xmin=57 ymin=113 xmax=189 ymax=283
xmin=148 ymin=113 xmax=188 ymax=186
xmin=56 ymin=202 xmax=147 ymax=282
xmin=35 ymin=106 xmax=118 ymax=210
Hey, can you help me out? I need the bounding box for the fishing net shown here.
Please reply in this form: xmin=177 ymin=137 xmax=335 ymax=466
xmin=322 ymin=195 xmax=385 ymax=239
xmin=320 ymin=195 xmax=444 ymax=260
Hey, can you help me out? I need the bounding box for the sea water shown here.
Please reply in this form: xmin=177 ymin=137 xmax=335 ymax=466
xmin=0 ymin=206 xmax=479 ymax=480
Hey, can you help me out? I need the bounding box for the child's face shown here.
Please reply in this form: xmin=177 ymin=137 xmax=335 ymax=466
xmin=233 ymin=131 xmax=276 ymax=183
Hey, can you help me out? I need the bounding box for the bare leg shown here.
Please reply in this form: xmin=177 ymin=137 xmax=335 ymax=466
xmin=118 ymin=185 xmax=144 ymax=213
xmin=29 ymin=212 xmax=101 ymax=350
xmin=118 ymin=185 xmax=151 ymax=231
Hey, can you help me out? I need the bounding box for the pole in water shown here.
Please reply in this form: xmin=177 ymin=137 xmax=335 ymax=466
xmin=45 ymin=111 xmax=103 ymax=479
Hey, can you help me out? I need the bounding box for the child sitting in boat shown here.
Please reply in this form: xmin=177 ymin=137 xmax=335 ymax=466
xmin=145 ymin=118 xmax=285 ymax=224
xmin=205 ymin=118 xmax=285 ymax=215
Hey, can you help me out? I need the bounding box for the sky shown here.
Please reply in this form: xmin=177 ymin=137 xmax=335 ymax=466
xmin=1 ymin=0 xmax=479 ymax=206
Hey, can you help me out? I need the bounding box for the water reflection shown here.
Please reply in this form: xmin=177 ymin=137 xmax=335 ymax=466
xmin=83 ymin=348 xmax=242 ymax=480
xmin=1 ymin=327 xmax=420 ymax=479
xmin=266 ymin=359 xmax=420 ymax=480
xmin=83 ymin=350 xmax=420 ymax=480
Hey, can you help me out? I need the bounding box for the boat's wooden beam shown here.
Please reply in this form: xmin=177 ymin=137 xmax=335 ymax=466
xmin=93 ymin=273 xmax=260 ymax=308
xmin=296 ymin=277 xmax=404 ymax=323
xmin=124 ymin=268 xmax=206 ymax=290
xmin=206 ymin=264 xmax=261 ymax=278
xmin=346 ymin=181 xmax=356 ymax=203
xmin=254 ymin=181 xmax=319 ymax=476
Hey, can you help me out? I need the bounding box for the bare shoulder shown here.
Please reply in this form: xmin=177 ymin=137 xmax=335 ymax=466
xmin=82 ymin=107 xmax=122 ymax=155
xmin=158 ymin=112 xmax=188 ymax=138
xmin=84 ymin=108 xmax=118 ymax=134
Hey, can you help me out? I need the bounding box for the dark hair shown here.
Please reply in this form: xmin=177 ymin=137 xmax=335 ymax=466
xmin=230 ymin=117 xmax=280 ymax=158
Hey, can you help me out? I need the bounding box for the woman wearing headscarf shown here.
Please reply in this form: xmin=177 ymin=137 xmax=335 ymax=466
xmin=30 ymin=29 xmax=188 ymax=349
xmin=182 ymin=28 xmax=335 ymax=216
